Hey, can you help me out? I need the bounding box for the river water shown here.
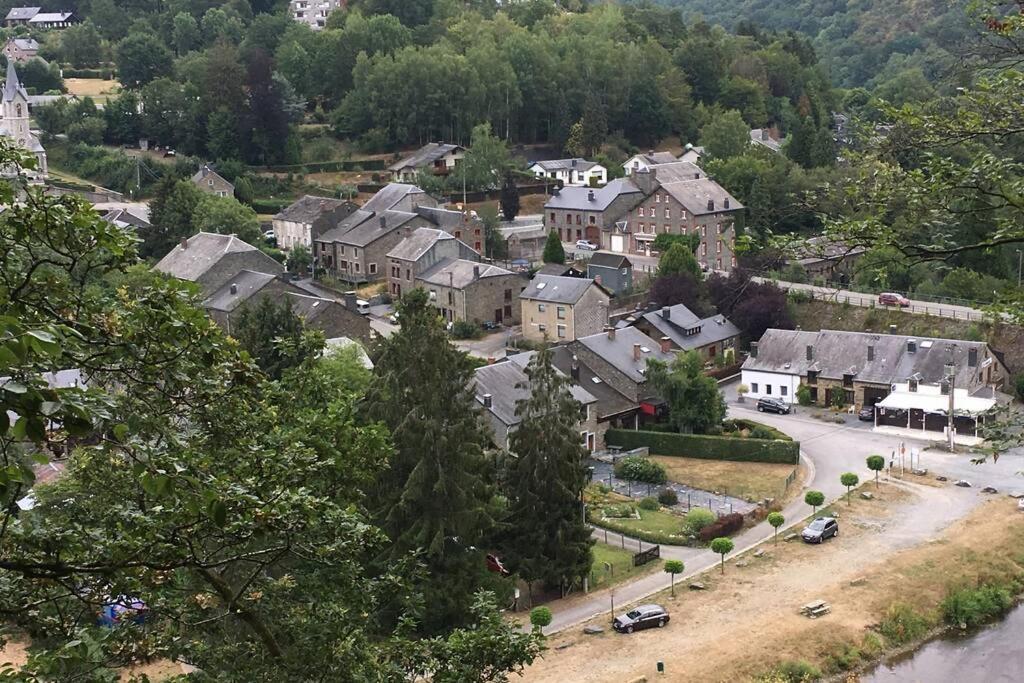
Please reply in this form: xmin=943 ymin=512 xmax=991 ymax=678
xmin=860 ymin=603 xmax=1024 ymax=682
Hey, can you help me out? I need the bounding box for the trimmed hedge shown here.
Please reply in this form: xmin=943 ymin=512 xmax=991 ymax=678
xmin=697 ymin=512 xmax=745 ymax=542
xmin=606 ymin=429 xmax=799 ymax=464
xmin=250 ymin=198 xmax=294 ymax=214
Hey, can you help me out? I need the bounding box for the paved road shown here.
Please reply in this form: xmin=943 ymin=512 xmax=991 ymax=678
xmin=543 ymin=396 xmax=1024 ymax=634
xmin=760 ymin=277 xmax=989 ymax=322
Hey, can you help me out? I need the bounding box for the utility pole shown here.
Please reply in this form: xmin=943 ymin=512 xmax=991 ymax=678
xmin=945 ymin=347 xmax=956 ymax=453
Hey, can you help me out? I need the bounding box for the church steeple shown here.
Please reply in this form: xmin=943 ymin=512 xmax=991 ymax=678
xmin=2 ymin=60 xmax=27 ymax=103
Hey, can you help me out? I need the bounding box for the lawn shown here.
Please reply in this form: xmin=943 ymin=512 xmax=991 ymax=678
xmin=64 ymin=77 xmax=121 ymax=101
xmin=589 ymin=542 xmax=659 ymax=590
xmin=650 ymin=455 xmax=799 ymax=504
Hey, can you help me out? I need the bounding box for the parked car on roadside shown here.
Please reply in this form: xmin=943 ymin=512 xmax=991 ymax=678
xmin=858 ymin=407 xmax=874 ymax=421
xmin=756 ymin=397 xmax=791 ymax=415
xmin=878 ymin=292 xmax=910 ymax=307
xmin=801 ymin=517 xmax=839 ymax=544
xmin=612 ymin=604 xmax=670 ymax=633
xmin=575 ymin=239 xmax=598 ymax=251
xmin=355 ymin=299 xmax=371 ymax=315
xmin=481 ymin=320 xmax=499 ymax=331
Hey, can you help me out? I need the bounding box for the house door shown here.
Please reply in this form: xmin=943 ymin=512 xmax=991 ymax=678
xmin=495 ymin=308 xmax=503 ymax=323
xmin=611 ymin=235 xmax=624 ymax=252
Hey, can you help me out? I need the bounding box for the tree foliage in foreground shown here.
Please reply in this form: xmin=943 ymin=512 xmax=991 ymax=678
xmin=0 ymin=144 xmax=540 ymax=680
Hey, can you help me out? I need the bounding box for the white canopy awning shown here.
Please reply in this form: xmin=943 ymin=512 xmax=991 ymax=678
xmin=878 ymin=383 xmax=995 ymax=416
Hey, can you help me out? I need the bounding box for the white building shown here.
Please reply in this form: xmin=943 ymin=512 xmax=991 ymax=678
xmin=0 ymin=61 xmax=46 ymax=178
xmin=289 ymin=0 xmax=343 ymax=29
xmin=529 ymin=158 xmax=606 ymax=187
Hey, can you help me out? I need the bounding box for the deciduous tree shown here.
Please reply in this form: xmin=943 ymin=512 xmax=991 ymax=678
xmin=840 ymin=472 xmax=859 ymax=504
xmin=664 ymin=559 xmax=685 ymax=596
xmin=804 ymin=490 xmax=825 ymax=514
xmin=767 ymin=511 xmax=785 ymax=543
xmin=867 ymin=455 xmax=885 ymax=488
xmin=646 ymin=351 xmax=726 ymax=434
xmin=710 ymin=537 xmax=734 ymax=574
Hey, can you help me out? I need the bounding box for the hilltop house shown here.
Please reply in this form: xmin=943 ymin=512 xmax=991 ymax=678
xmin=272 ymin=195 xmax=357 ymax=251
xmin=389 ymin=143 xmax=464 ymax=183
xmin=153 ymin=232 xmax=283 ymax=296
xmin=5 ymin=7 xmax=75 ymax=28
xmin=519 ymin=274 xmax=610 ymax=342
xmin=0 ymin=62 xmax=45 ymax=178
xmin=192 ymin=165 xmax=234 ymax=198
xmin=2 ymin=37 xmax=38 ymax=63
xmin=529 ymin=158 xmax=607 ymax=187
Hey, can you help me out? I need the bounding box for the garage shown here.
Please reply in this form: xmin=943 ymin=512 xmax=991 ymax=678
xmin=611 ymin=235 xmax=624 ymax=253
xmin=862 ymin=386 xmax=889 ymax=407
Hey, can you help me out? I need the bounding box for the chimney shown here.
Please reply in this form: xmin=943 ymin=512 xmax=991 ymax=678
xmin=889 ymin=324 xmax=897 ymax=335
xmin=379 ymin=215 xmax=387 ymax=228
xmin=661 ymin=306 xmax=670 ymax=319
xmin=473 ymin=265 xmax=480 ymax=280
xmin=487 ymin=357 xmax=496 ymax=365
xmin=968 ymin=347 xmax=978 ymax=367
xmin=724 ymin=198 xmax=730 ymax=209
xmin=230 ymin=283 xmax=237 ymax=295
xmin=750 ymin=341 xmax=758 ymax=358
xmin=571 ymin=355 xmax=580 ymax=380
xmin=572 ymin=159 xmax=578 ymax=168
xmin=806 ymin=344 xmax=813 ymax=361
xmin=659 ymin=336 xmax=671 ymax=354
xmin=404 ymin=226 xmax=411 ymax=238
xmin=180 ymin=237 xmax=188 ymax=250
xmin=551 ymin=187 xmax=560 ymax=196
xmin=606 ymin=326 xmax=616 ymax=341
xmin=694 ymin=172 xmax=700 ymax=179
xmin=633 ymin=343 xmax=642 ymax=361
xmin=588 ymin=190 xmax=595 ymax=202
xmin=907 ymin=339 xmax=917 ymax=354
xmin=483 ymin=393 xmax=492 ymax=408
xmin=867 ymin=344 xmax=874 ymax=362
xmin=594 ymin=274 xmax=602 ymax=285
xmin=707 ymin=199 xmax=715 ymax=211
xmin=761 ymin=129 xmax=769 ymax=141
xmin=343 ymin=290 xmax=357 ymax=311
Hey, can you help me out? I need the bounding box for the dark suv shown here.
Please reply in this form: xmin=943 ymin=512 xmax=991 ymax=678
xmin=612 ymin=604 xmax=670 ymax=633
xmin=801 ymin=517 xmax=839 ymax=544
xmin=756 ymin=397 xmax=790 ymax=415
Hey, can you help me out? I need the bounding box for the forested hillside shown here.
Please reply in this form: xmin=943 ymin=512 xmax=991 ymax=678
xmin=645 ymin=0 xmax=976 ymax=88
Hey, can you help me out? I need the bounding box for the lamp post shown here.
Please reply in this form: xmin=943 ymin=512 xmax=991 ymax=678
xmin=945 ymin=354 xmax=956 ymax=453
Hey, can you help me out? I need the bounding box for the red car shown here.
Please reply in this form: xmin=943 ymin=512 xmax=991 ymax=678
xmin=486 ymin=553 xmax=510 ymax=577
xmin=878 ymin=292 xmax=910 ymax=307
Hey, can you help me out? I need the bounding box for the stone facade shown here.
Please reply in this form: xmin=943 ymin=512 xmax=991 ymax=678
xmin=192 ymin=165 xmax=234 ymax=198
xmin=319 ymin=215 xmax=435 ymax=284
xmin=544 ymin=191 xmax=642 ymax=244
xmin=520 ymin=282 xmax=609 ymax=343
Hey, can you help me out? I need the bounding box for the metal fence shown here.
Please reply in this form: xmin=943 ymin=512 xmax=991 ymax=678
xmin=774 ymin=281 xmax=987 ymax=322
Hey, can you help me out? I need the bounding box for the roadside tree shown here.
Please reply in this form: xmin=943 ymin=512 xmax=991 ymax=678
xmin=710 ymin=537 xmax=735 ymax=574
xmin=767 ymin=511 xmax=785 ymax=544
xmin=664 ymin=559 xmax=685 ymax=596
xmin=804 ymin=490 xmax=824 ymax=514
xmin=866 ymin=455 xmax=885 ymax=488
xmin=841 ymin=472 xmax=859 ymax=504
xmin=529 ymin=607 xmax=553 ymax=631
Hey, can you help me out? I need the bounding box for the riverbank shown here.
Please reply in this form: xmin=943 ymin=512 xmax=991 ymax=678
xmin=520 ymin=481 xmax=1021 ymax=682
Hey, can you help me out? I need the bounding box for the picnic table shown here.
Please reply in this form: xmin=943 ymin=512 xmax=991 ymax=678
xmin=800 ymin=599 xmax=831 ymax=619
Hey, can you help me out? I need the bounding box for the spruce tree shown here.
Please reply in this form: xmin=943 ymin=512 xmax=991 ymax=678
xmin=500 ymin=171 xmax=521 ymax=221
xmin=543 ymin=230 xmax=565 ymax=263
xmin=504 ymin=346 xmax=594 ymax=597
xmin=363 ymin=289 xmax=498 ymax=632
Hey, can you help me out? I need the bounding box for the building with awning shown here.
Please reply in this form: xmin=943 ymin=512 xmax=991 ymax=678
xmin=875 ymin=382 xmax=999 ymax=442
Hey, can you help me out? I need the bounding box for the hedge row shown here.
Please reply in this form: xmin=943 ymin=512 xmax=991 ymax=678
xmin=606 ymin=429 xmax=799 ymax=464
xmin=250 ymin=159 xmax=386 ymax=173
xmin=250 ymin=198 xmax=293 ymax=214
xmin=698 ymin=512 xmax=745 ymax=542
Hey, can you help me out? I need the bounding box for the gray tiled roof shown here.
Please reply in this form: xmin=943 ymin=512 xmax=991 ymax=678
xmin=8 ymin=38 xmax=39 ymax=50
xmin=474 ymin=356 xmax=596 ymax=428
xmin=576 ymin=326 xmax=675 ymax=384
xmin=2 ymin=61 xmax=27 ymax=102
xmin=633 ymin=152 xmax=678 ymax=166
xmin=544 ymin=178 xmax=642 ymax=211
xmin=547 ymin=346 xmax=637 ymax=419
xmin=273 ymin=195 xmax=350 ymax=224
xmin=414 ymin=205 xmax=469 ymax=230
xmin=641 ymin=304 xmax=740 ymax=351
xmin=389 ymin=143 xmax=462 ymax=171
xmin=588 ymin=252 xmax=631 ymax=269
xmin=660 ymin=178 xmax=743 ymax=216
xmin=285 ymin=292 xmax=337 ymax=322
xmin=28 ymin=11 xmax=72 ymax=22
xmin=202 ymin=270 xmax=277 ymax=312
xmin=4 ymin=7 xmax=39 ymax=21
xmin=643 ymin=161 xmax=704 ymax=183
xmin=743 ymin=329 xmax=1000 ymax=387
xmin=317 ymin=184 xmax=426 ymax=245
xmin=520 ymin=274 xmax=600 ymax=304
xmin=153 ymin=232 xmax=281 ymax=282
xmin=419 ymin=258 xmax=513 ymax=289
xmin=750 ymin=129 xmax=782 ymax=152
xmin=191 ymin=165 xmax=232 ymax=188
xmin=386 ymin=227 xmax=454 ymax=261
xmin=531 ymin=158 xmax=600 ymax=172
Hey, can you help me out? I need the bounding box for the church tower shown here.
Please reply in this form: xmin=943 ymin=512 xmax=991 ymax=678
xmin=0 ymin=61 xmax=47 ymax=177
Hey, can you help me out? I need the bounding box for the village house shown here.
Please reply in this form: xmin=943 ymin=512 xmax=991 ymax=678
xmin=586 ymin=252 xmax=632 ymax=295
xmin=546 ymin=345 xmax=643 ymax=435
xmin=385 ymin=227 xmax=479 ymax=298
xmin=153 ymin=232 xmax=284 ymax=296
xmin=741 ymin=328 xmax=1009 ymax=412
xmin=192 ymin=165 xmax=234 ymax=198
xmin=786 ymin=236 xmax=866 ymax=284
xmin=750 ymin=128 xmax=783 ymax=153
xmin=388 ymin=142 xmax=465 ymax=183
xmin=272 ymin=195 xmax=357 ymax=251
xmin=543 ymin=178 xmax=644 ymax=246
xmin=529 ymin=158 xmax=607 ymax=187
xmin=473 ymin=355 xmax=600 ymax=452
xmin=100 ymin=207 xmax=150 ymax=232
xmin=313 ymin=184 xmax=442 ymax=285
xmin=0 ymin=62 xmax=46 ymax=178
xmin=4 ymin=7 xmax=75 ymax=27
xmin=679 ymin=143 xmax=704 ymax=164
xmin=634 ymin=303 xmax=740 ymax=362
xmin=2 ymin=37 xmax=38 ymax=63
xmin=520 ymin=274 xmax=610 ymax=343
xmin=288 ymin=0 xmax=344 ymax=29
xmin=622 ymin=151 xmax=678 ymax=176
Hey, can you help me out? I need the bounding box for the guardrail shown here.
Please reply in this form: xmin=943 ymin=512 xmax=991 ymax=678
xmin=771 ymin=280 xmax=987 ymax=322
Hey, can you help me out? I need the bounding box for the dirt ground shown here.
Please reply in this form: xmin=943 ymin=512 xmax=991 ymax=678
xmin=521 ymin=482 xmax=1019 ymax=682
xmin=64 ymin=77 xmax=120 ymax=100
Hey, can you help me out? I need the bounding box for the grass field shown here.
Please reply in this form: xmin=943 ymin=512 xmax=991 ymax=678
xmin=64 ymin=77 xmax=121 ymax=101
xmin=650 ymin=455 xmax=798 ymax=503
xmin=589 ymin=542 xmax=659 ymax=590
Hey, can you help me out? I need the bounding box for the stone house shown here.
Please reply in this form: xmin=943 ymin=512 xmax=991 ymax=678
xmin=192 ymin=165 xmax=234 ymax=198
xmin=419 ymin=259 xmax=524 ymax=326
xmin=787 ymin=236 xmax=866 ymax=284
xmin=529 ymin=158 xmax=607 ymax=187
xmin=586 ymin=252 xmax=632 ymax=295
xmin=679 ymin=144 xmax=704 ymax=164
xmin=634 ymin=304 xmax=740 ymax=362
xmin=543 ymin=178 xmax=644 ymax=246
xmin=385 ymin=227 xmax=479 ymax=298
xmin=153 ymin=232 xmax=284 ymax=296
xmin=272 ymin=195 xmax=357 ymax=251
xmin=741 ymin=328 xmax=1008 ymax=410
xmin=2 ymin=37 xmax=38 ymax=63
xmin=473 ymin=354 xmax=600 ymax=452
xmin=547 ymin=344 xmax=643 ymax=435
xmin=288 ymin=0 xmax=344 ymax=29
xmin=519 ymin=275 xmax=610 ymax=343
xmin=622 ymin=151 xmax=678 ymax=176
xmin=388 ymin=142 xmax=465 ymax=183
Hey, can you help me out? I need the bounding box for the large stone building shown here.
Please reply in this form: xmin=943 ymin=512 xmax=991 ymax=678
xmin=288 ymin=0 xmax=344 ymax=29
xmin=519 ymin=275 xmax=610 ymax=342
xmin=153 ymin=232 xmax=284 ymax=296
xmin=0 ymin=62 xmax=45 ymax=178
xmin=543 ymin=179 xmax=644 ymax=246
xmin=272 ymin=195 xmax=356 ymax=251
xmin=2 ymin=37 xmax=38 ymax=63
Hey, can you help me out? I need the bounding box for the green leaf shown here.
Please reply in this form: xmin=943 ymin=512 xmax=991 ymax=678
xmin=208 ymin=499 xmax=227 ymax=528
xmin=25 ymin=417 xmax=46 ymax=442
xmin=112 ymin=423 xmax=129 ymax=442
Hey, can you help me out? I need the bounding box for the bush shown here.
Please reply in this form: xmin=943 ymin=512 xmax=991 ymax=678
xmin=1014 ymin=374 xmax=1024 ymax=401
xmin=698 ymin=512 xmax=745 ymax=542
xmin=602 ymin=504 xmax=636 ymax=519
xmin=941 ymin=584 xmax=1013 ymax=628
xmin=638 ymin=496 xmax=660 ymax=511
xmin=529 ymin=606 xmax=552 ymax=629
xmin=613 ymin=456 xmax=668 ymax=485
xmin=606 ymin=429 xmax=799 ymax=464
xmin=796 ymin=384 xmax=813 ymax=406
xmin=657 ymin=488 xmax=678 ymax=506
xmin=765 ymin=660 xmax=822 ymax=682
xmin=683 ymin=508 xmax=716 ymax=535
xmin=250 ymin=198 xmax=293 ymax=214
xmin=750 ymin=425 xmax=776 ymax=440
xmin=451 ymin=320 xmax=482 ymax=340
xmin=879 ymin=602 xmax=932 ymax=645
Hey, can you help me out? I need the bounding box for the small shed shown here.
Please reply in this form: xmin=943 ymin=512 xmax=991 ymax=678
xmin=587 ymin=252 xmax=633 ymax=295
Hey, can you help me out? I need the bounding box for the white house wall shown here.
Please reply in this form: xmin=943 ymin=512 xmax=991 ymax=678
xmin=741 ymin=369 xmax=800 ymax=404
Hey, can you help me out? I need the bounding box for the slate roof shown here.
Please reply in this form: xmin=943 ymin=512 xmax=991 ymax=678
xmin=793 ymin=236 xmax=867 ymax=266
xmin=202 ymin=270 xmax=278 ymax=313
xmin=3 ymin=61 xmax=27 ymax=102
xmin=640 ymin=304 xmax=741 ymax=351
xmin=575 ymin=326 xmax=675 ymax=384
xmin=414 ymin=205 xmax=469 ymax=231
xmin=419 ymin=258 xmax=513 ymax=289
xmin=474 ymin=356 xmax=596 ymax=428
xmin=4 ymin=7 xmax=39 ymax=21
xmin=530 ymin=158 xmax=601 ymax=172
xmin=660 ymin=178 xmax=743 ymax=215
xmin=520 ymin=274 xmax=600 ymax=304
xmin=389 ymin=143 xmax=462 ymax=171
xmin=547 ymin=346 xmax=637 ymax=419
xmin=643 ymin=161 xmax=704 ymax=183
xmin=28 ymin=11 xmax=73 ymax=23
xmin=191 ymin=165 xmax=232 ymax=189
xmin=630 ymin=151 xmax=678 ymax=166
xmin=544 ymin=178 xmax=643 ymax=212
xmin=386 ymin=227 xmax=455 ymax=261
xmin=743 ymin=329 xmax=1002 ymax=388
xmin=101 ymin=208 xmax=150 ymax=229
xmin=273 ymin=195 xmax=350 ymax=224
xmin=750 ymin=129 xmax=782 ymax=152
xmin=536 ymin=263 xmax=583 ymax=277
xmin=317 ymin=184 xmax=426 ymax=244
xmin=153 ymin=232 xmax=280 ymax=283
xmin=7 ymin=38 xmax=38 ymax=50
xmin=588 ymin=252 xmax=631 ymax=269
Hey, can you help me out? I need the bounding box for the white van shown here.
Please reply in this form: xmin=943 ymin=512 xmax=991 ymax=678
xmin=355 ymin=299 xmax=371 ymax=315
